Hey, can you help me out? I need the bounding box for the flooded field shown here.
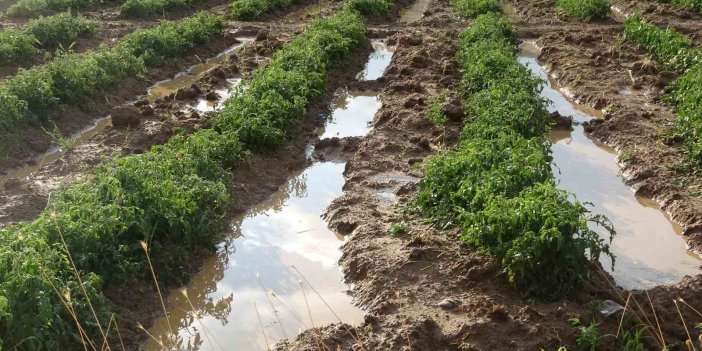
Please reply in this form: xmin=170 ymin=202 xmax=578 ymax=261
xmin=519 ymin=41 xmax=701 ymax=289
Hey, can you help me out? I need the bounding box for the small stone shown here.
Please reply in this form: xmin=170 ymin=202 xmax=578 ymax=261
xmin=438 ymin=298 xmax=457 ymax=309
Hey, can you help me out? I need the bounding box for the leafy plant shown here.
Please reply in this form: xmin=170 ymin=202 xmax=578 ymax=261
xmin=120 ymin=0 xmax=191 ymax=18
xmin=389 ymin=222 xmax=407 ymax=235
xmin=345 ymin=0 xmax=391 ymax=15
xmin=27 ymin=11 xmax=96 ymax=46
xmin=427 ymin=92 xmax=448 ymax=127
xmin=452 ymin=0 xmax=501 ymax=18
xmin=7 ymin=0 xmax=100 ymax=17
xmin=570 ymin=318 xmax=604 ymax=351
xmin=556 ymin=0 xmax=611 ymax=21
xmin=417 ymin=11 xmax=615 ymax=300
xmin=624 ymin=14 xmax=700 ymax=71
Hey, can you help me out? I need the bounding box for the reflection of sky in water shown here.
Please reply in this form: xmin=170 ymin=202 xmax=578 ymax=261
xmin=519 ymin=44 xmax=700 ymax=290
xmin=320 ymin=90 xmax=381 ymax=139
xmin=356 ymin=40 xmax=394 ymax=81
xmin=146 ymin=163 xmax=364 ymax=351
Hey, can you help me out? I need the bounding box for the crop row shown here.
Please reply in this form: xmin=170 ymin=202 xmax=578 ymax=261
xmin=0 ymin=11 xmax=95 ymax=65
xmin=417 ymin=10 xmax=615 ymax=299
xmin=624 ymin=15 xmax=702 ymax=166
xmin=0 ymin=7 xmax=371 ymax=349
xmin=0 ymin=13 xmax=222 ymax=131
xmin=661 ymin=0 xmax=702 ymax=13
xmin=7 ymin=0 xmax=105 ymax=17
xmin=555 ymin=0 xmax=610 ymax=21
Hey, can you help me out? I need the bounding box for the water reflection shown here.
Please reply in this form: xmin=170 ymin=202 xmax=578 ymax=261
xmin=356 ymin=40 xmax=394 ymax=81
xmin=145 ymin=158 xmax=366 ymax=351
xmin=320 ymin=90 xmax=381 ymax=139
xmin=519 ymin=42 xmax=701 ymax=289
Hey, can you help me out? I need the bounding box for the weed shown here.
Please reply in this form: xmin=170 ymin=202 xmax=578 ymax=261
xmin=570 ymin=318 xmax=603 ymax=350
xmin=618 ymin=151 xmax=639 ymax=164
xmin=556 ymin=0 xmax=610 ymax=21
xmin=389 ymin=222 xmax=407 ymax=235
xmin=43 ymin=122 xmax=75 ymax=150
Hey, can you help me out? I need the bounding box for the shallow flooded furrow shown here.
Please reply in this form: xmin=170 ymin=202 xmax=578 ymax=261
xmin=519 ymin=41 xmax=701 ymax=289
xmin=144 ymin=38 xmax=393 ymax=350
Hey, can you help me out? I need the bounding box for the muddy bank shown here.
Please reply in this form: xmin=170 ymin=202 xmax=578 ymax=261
xmin=0 ymin=29 xmax=290 ymax=228
xmin=509 ymin=1 xmax=702 ymax=256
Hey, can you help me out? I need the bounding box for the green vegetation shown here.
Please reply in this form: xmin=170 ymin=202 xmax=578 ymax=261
xmin=663 ymin=0 xmax=702 ymax=13
xmin=7 ymin=0 xmax=101 ymax=18
xmin=624 ymin=15 xmax=700 ymax=71
xmin=556 ymin=0 xmax=610 ymax=21
xmin=0 ymin=10 xmax=367 ymax=349
xmin=0 ymin=13 xmax=221 ymax=130
xmin=452 ymin=0 xmax=500 ymax=17
xmin=417 ymin=12 xmax=615 ymax=299
xmin=0 ymin=11 xmax=95 ymax=66
xmin=345 ymin=0 xmax=391 ymax=15
xmin=624 ymin=15 xmax=702 ymax=166
xmin=27 ymin=11 xmax=96 ymax=46
xmin=121 ymin=0 xmax=190 ymax=18
xmin=230 ymin=0 xmax=299 ymax=20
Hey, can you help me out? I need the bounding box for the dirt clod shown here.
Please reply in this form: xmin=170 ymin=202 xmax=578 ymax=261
xmin=111 ymin=105 xmax=141 ymax=127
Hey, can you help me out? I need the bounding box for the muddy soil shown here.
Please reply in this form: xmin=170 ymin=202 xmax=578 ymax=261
xmin=275 ymin=1 xmax=702 ymax=350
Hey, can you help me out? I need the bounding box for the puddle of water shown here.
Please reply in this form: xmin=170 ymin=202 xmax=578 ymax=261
xmin=356 ymin=40 xmax=394 ymax=81
xmin=284 ymin=1 xmax=331 ymax=21
xmin=519 ymin=42 xmax=701 ymax=289
xmin=148 ymin=39 xmax=253 ymax=103
xmin=145 ymin=47 xmax=390 ymax=350
xmin=190 ymin=78 xmax=243 ymax=113
xmin=320 ymin=89 xmax=381 ymax=139
xmin=0 ymin=117 xmax=112 ymax=191
xmin=144 ymin=162 xmax=366 ymax=350
xmin=399 ymin=0 xmax=430 ymax=23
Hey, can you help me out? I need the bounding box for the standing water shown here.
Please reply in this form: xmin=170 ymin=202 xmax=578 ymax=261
xmin=519 ymin=41 xmax=700 ymax=289
xmin=356 ymin=39 xmax=394 ymax=81
xmin=144 ymin=41 xmax=391 ymax=350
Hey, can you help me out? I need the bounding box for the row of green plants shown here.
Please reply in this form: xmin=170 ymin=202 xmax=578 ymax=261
xmin=555 ymin=0 xmax=610 ymax=21
xmin=6 ymin=0 xmax=109 ymax=17
xmin=120 ymin=0 xmax=190 ymax=18
xmin=0 ymin=11 xmax=95 ymax=65
xmin=624 ymin=15 xmax=702 ymax=166
xmin=417 ymin=11 xmax=615 ymax=299
xmin=0 ymin=13 xmax=222 ymax=131
xmin=661 ymin=0 xmax=702 ymax=13
xmin=0 ymin=9 xmax=369 ymax=350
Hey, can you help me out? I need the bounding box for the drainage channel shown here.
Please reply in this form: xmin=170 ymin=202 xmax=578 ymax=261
xmin=143 ymin=40 xmax=392 ymax=350
xmin=519 ymin=41 xmax=701 ymax=290
xmin=0 ymin=39 xmax=253 ymax=192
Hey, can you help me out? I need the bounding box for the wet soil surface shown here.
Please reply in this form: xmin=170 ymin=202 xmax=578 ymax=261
xmin=278 ymin=1 xmax=702 ymax=350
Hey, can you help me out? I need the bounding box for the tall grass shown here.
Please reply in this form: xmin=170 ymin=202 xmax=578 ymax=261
xmin=624 ymin=15 xmax=702 ymax=166
xmin=417 ymin=11 xmax=615 ymax=299
xmin=556 ymin=0 xmax=611 ymax=21
xmin=0 ymin=10 xmax=366 ymax=349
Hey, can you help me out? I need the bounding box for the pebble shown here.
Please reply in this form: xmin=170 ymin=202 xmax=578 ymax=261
xmin=438 ymin=298 xmax=457 ymax=309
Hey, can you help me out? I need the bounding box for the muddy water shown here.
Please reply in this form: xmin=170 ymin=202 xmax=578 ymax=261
xmin=399 ymin=0 xmax=430 ymax=23
xmin=191 ymin=78 xmax=243 ymax=113
xmin=148 ymin=39 xmax=253 ymax=102
xmin=320 ymin=89 xmax=381 ymax=139
xmin=283 ymin=1 xmax=331 ymax=21
xmin=356 ymin=40 xmax=393 ymax=81
xmin=0 ymin=117 xmax=111 ymax=191
xmin=519 ymin=42 xmax=701 ymax=289
xmin=143 ymin=46 xmax=388 ymax=350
